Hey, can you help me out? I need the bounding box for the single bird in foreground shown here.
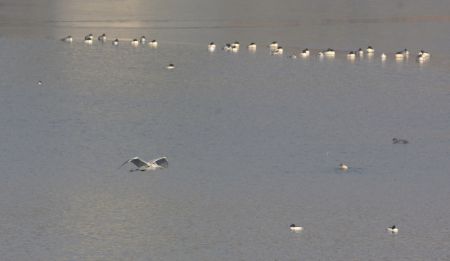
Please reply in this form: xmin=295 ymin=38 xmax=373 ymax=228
xmin=119 ymin=156 xmax=168 ymax=172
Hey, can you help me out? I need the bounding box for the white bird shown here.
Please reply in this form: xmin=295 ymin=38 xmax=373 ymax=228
xmin=301 ymin=48 xmax=310 ymax=57
xmin=366 ymin=46 xmax=375 ymax=54
xmin=417 ymin=53 xmax=426 ymax=63
xmin=231 ymin=41 xmax=240 ymax=50
xmin=381 ymin=53 xmax=387 ymax=61
xmin=290 ymin=224 xmax=303 ymax=232
xmin=272 ymin=46 xmax=283 ymax=55
xmin=387 ymin=225 xmax=399 ymax=234
xmin=84 ymin=34 xmax=93 ymax=44
xmin=119 ymin=156 xmax=168 ymax=172
xmin=395 ymin=51 xmax=404 ymax=60
xmin=358 ymin=48 xmax=364 ymax=56
xmin=223 ymin=43 xmax=232 ymax=51
xmin=417 ymin=50 xmax=430 ymax=63
xmin=418 ymin=50 xmax=430 ymax=59
xmin=140 ymin=36 xmax=147 ymax=44
xmin=248 ymin=43 xmax=257 ymax=52
xmin=149 ymin=40 xmax=158 ymax=48
xmin=208 ymin=42 xmax=216 ymax=52
xmin=269 ymin=41 xmax=279 ymax=51
xmin=112 ymin=39 xmax=119 ymax=46
xmin=324 ymin=48 xmax=335 ymax=57
xmin=131 ymin=39 xmax=139 ymax=46
xmin=98 ymin=33 xmax=106 ymax=42
xmin=61 ymin=35 xmax=73 ymax=43
xmin=347 ymin=51 xmax=356 ymax=59
xmin=402 ymin=48 xmax=409 ymax=56
xmin=339 ymin=163 xmax=349 ymax=171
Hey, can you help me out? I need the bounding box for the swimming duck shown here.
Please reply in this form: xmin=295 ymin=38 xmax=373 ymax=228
xmin=387 ymin=225 xmax=399 ymax=234
xmin=269 ymin=41 xmax=279 ymax=51
xmin=301 ymin=48 xmax=310 ymax=57
xmin=223 ymin=43 xmax=232 ymax=51
xmin=366 ymin=46 xmax=375 ymax=54
xmin=112 ymin=38 xmax=119 ymax=46
xmin=84 ymin=34 xmax=93 ymax=44
xmin=166 ymin=64 xmax=175 ymax=70
xmin=347 ymin=51 xmax=356 ymax=59
xmin=395 ymin=51 xmax=404 ymax=59
xmin=248 ymin=43 xmax=257 ymax=51
xmin=208 ymin=42 xmax=216 ymax=52
xmin=402 ymin=49 xmax=409 ymax=56
xmin=290 ymin=224 xmax=303 ymax=232
xmin=418 ymin=50 xmax=430 ymax=58
xmin=339 ymin=163 xmax=349 ymax=171
xmin=131 ymin=39 xmax=139 ymax=46
xmin=324 ymin=48 xmax=335 ymax=57
xmin=358 ymin=48 xmax=364 ymax=56
xmin=149 ymin=40 xmax=158 ymax=48
xmin=61 ymin=35 xmax=73 ymax=43
xmin=98 ymin=33 xmax=106 ymax=42
xmin=272 ymin=46 xmax=283 ymax=55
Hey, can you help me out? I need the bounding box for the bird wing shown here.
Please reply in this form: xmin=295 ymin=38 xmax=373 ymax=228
xmin=151 ymin=157 xmax=168 ymax=168
xmin=118 ymin=157 xmax=149 ymax=169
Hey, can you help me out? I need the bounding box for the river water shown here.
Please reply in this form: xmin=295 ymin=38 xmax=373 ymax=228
xmin=1 ymin=1 xmax=450 ymax=260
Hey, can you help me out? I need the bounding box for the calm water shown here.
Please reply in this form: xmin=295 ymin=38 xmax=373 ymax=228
xmin=1 ymin=1 xmax=450 ymax=260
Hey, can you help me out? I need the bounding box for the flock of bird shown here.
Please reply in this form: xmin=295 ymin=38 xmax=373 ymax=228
xmin=212 ymin=40 xmax=430 ymax=63
xmin=61 ymin=33 xmax=431 ymax=64
xmin=61 ymin=33 xmax=414 ymax=235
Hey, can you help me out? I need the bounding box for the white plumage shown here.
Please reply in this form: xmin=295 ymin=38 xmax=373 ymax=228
xmin=119 ymin=156 xmax=168 ymax=172
xmin=387 ymin=225 xmax=399 ymax=234
xmin=339 ymin=163 xmax=349 ymax=171
xmin=290 ymin=224 xmax=303 ymax=232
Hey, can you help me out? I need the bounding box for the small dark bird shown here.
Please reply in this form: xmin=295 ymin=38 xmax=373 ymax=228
xmin=393 ymin=138 xmax=408 ymax=144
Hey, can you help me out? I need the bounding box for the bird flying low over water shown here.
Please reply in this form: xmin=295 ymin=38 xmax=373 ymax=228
xmin=119 ymin=156 xmax=168 ymax=171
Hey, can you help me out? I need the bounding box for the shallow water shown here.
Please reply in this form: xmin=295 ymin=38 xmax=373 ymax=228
xmin=1 ymin=1 xmax=450 ymax=261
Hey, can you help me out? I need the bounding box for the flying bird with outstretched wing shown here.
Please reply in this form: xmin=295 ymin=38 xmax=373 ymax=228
xmin=119 ymin=156 xmax=168 ymax=172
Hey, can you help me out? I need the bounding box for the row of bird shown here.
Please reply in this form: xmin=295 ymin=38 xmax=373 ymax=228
xmin=209 ymin=41 xmax=430 ymax=63
xmin=61 ymin=34 xmax=430 ymax=63
xmin=61 ymin=34 xmax=158 ymax=47
xmin=290 ymin=224 xmax=399 ymax=234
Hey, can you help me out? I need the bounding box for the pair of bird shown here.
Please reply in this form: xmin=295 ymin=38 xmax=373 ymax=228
xmin=290 ymin=224 xmax=399 ymax=234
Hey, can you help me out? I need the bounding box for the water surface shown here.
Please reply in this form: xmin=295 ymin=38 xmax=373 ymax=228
xmin=1 ymin=1 xmax=450 ymax=260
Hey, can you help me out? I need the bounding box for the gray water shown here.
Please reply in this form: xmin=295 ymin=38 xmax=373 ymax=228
xmin=1 ymin=1 xmax=450 ymax=260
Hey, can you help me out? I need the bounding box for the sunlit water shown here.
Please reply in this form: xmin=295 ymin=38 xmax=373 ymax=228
xmin=1 ymin=1 xmax=450 ymax=260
